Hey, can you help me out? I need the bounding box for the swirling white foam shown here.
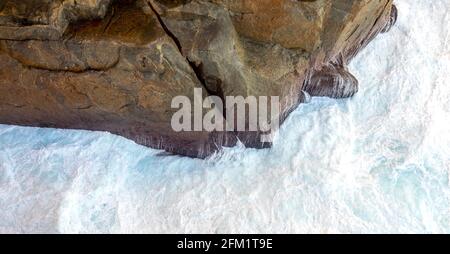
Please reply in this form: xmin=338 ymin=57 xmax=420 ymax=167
xmin=0 ymin=0 xmax=449 ymax=233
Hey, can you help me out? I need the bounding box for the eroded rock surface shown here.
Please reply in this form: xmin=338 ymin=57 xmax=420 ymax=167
xmin=0 ymin=0 xmax=397 ymax=158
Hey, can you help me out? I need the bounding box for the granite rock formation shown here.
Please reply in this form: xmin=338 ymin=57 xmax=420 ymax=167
xmin=0 ymin=0 xmax=397 ymax=158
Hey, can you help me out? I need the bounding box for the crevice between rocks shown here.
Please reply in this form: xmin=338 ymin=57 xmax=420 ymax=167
xmin=146 ymin=1 xmax=216 ymax=99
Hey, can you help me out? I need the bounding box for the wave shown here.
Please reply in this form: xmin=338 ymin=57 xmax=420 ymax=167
xmin=0 ymin=0 xmax=449 ymax=233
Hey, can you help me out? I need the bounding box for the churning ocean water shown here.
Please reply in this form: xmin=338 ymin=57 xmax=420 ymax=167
xmin=0 ymin=0 xmax=449 ymax=233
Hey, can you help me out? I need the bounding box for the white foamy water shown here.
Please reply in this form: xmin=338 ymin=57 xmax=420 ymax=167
xmin=0 ymin=0 xmax=449 ymax=233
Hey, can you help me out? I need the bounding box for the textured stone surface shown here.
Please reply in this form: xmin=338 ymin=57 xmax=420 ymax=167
xmin=0 ymin=0 xmax=397 ymax=158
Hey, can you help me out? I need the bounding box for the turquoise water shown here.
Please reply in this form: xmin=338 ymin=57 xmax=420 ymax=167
xmin=0 ymin=0 xmax=449 ymax=233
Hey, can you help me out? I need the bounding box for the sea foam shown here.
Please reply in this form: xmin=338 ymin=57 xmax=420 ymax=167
xmin=0 ymin=0 xmax=449 ymax=233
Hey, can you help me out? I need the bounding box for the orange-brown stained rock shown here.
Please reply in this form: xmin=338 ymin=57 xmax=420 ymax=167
xmin=0 ymin=0 xmax=397 ymax=158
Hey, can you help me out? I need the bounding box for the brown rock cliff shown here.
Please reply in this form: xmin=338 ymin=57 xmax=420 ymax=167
xmin=0 ymin=0 xmax=397 ymax=157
